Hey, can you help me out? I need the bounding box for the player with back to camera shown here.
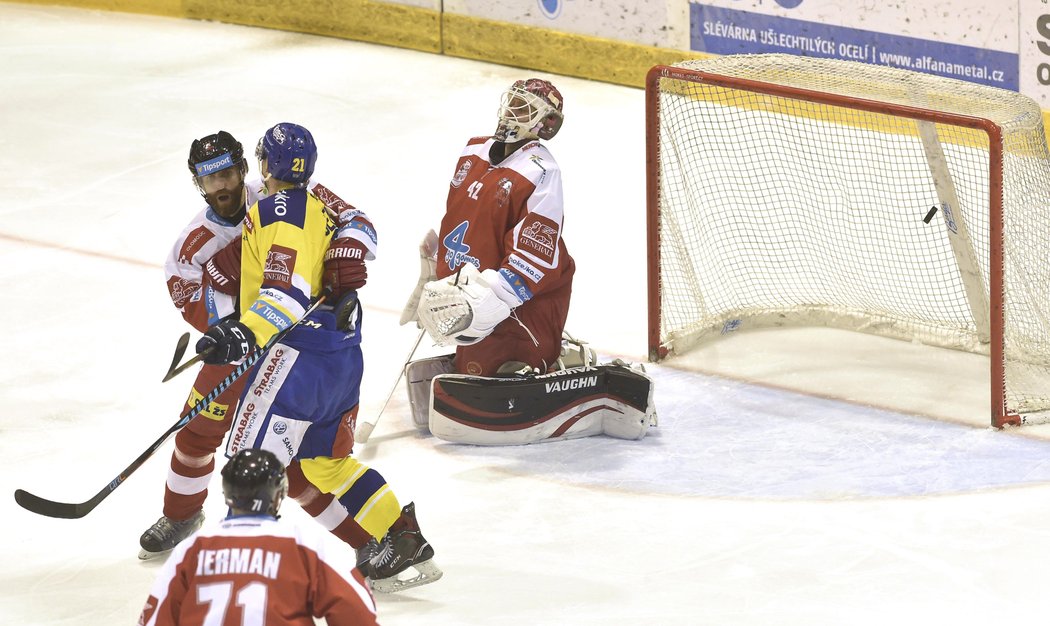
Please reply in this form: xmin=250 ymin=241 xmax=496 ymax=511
xmin=138 ymin=448 xmax=380 ymax=626
xmin=405 ymin=79 xmax=658 ymax=445
xmin=193 ymin=122 xmax=441 ymax=592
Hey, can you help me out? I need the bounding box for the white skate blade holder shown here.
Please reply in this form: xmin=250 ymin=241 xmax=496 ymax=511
xmin=138 ymin=547 xmax=174 ymax=561
xmin=370 ymin=558 xmax=443 ymax=593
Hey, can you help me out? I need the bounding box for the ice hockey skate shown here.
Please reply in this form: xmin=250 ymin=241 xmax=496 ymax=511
xmin=355 ymin=537 xmax=380 ymax=575
xmin=138 ymin=510 xmax=205 ymax=560
xmin=365 ymin=502 xmax=442 ymax=593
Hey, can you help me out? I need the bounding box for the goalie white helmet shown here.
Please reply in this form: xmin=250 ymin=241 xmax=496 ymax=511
xmin=494 ymin=78 xmax=565 ymax=143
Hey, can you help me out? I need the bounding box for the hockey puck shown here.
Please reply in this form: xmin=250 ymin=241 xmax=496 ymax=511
xmin=923 ymin=206 xmax=938 ymax=224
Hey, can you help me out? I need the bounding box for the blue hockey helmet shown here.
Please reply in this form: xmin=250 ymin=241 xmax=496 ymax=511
xmin=257 ymin=122 xmax=317 ymax=187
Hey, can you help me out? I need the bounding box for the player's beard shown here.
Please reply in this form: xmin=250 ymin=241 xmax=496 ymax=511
xmin=208 ymin=184 xmax=244 ymax=219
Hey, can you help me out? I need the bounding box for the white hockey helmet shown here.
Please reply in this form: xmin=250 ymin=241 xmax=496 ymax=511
xmin=494 ymin=78 xmax=565 ymax=143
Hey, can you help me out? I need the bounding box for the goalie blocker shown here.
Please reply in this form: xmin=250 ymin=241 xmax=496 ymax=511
xmin=407 ymin=359 xmax=657 ymax=445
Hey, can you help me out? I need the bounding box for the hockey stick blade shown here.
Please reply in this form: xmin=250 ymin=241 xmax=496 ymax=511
xmin=163 ymin=332 xmax=191 ymax=381
xmin=162 ymin=348 xmax=212 ymax=383
xmin=13 ymin=417 xmax=182 ymax=519
xmin=14 ymin=488 xmax=99 ymax=519
xmin=15 ymin=296 xmax=328 ymax=519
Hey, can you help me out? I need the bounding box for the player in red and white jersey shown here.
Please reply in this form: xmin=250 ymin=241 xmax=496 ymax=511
xmin=163 ymin=132 xmax=263 ymax=335
xmin=418 ymin=78 xmax=575 ymax=376
xmin=141 ymin=132 xmax=263 ymax=559
xmin=139 ymin=449 xmax=379 ymax=626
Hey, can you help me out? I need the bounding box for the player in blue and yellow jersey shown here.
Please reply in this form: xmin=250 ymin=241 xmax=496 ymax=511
xmin=194 ymin=123 xmax=441 ymax=593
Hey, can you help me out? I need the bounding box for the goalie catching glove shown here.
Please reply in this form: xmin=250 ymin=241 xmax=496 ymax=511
xmin=195 ymin=319 xmax=256 ymax=364
xmin=417 ymin=264 xmax=522 ymax=346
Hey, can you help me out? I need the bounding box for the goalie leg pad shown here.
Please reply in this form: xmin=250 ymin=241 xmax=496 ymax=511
xmin=405 ymin=355 xmax=455 ymax=429
xmin=428 ymin=363 xmax=656 ymax=445
xmin=600 ymin=364 xmax=658 ymax=440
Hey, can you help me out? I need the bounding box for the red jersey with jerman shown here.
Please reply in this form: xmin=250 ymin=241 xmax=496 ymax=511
xmin=138 ymin=515 xmax=378 ymax=626
xmin=438 ymin=136 xmax=575 ymax=375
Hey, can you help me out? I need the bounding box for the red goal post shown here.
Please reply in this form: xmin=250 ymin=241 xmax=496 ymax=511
xmin=645 ymin=54 xmax=1050 ymax=428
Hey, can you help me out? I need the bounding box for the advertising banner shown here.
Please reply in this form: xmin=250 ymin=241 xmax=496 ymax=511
xmin=1020 ymin=0 xmax=1050 ymax=107
xmin=446 ymin=0 xmax=689 ymax=48
xmin=690 ymin=1 xmax=1019 ymax=93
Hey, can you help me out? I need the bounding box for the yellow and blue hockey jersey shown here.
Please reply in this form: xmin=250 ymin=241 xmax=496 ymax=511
xmin=238 ymin=187 xmax=336 ymax=346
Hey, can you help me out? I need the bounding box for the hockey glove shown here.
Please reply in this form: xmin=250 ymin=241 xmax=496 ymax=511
xmin=399 ymin=229 xmax=439 ymax=327
xmin=195 ymin=319 xmax=256 ymax=364
xmin=323 ymin=237 xmax=368 ymax=297
xmin=203 ymin=239 xmax=241 ymax=296
xmin=417 ymin=265 xmax=513 ymax=346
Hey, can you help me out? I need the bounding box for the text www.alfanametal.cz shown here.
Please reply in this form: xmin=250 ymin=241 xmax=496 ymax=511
xmin=702 ymin=20 xmax=1008 ymax=86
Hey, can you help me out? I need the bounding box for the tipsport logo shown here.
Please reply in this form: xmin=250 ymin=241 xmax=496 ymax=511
xmin=194 ymin=152 xmax=233 ymax=176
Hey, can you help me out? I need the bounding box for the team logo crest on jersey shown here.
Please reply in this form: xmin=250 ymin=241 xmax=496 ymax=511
xmin=451 ymin=159 xmax=472 ymax=188
xmin=496 ymin=177 xmax=513 ymax=209
xmin=264 ymin=245 xmax=296 ymax=287
xmin=518 ymin=216 xmax=559 ymax=265
xmin=168 ymin=277 xmax=198 ymax=308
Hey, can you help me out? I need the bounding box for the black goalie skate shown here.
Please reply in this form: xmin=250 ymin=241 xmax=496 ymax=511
xmin=365 ymin=502 xmax=442 ymax=593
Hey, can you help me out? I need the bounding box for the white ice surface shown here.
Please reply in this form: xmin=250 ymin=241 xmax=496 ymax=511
xmin=4 ymin=4 xmax=1050 ymax=625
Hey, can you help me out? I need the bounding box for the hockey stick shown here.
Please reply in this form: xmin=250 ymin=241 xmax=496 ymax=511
xmin=13 ymin=296 xmax=326 ymax=519
xmin=354 ymin=230 xmax=436 ymax=444
xmin=163 ymin=332 xmax=192 ymax=381
xmin=162 ymin=345 xmax=212 ymax=382
xmin=354 ymin=328 xmax=425 ymax=444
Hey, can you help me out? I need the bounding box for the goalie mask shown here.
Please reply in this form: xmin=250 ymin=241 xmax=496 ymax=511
xmin=188 ymin=130 xmax=248 ymax=219
xmin=494 ymin=78 xmax=564 ymax=143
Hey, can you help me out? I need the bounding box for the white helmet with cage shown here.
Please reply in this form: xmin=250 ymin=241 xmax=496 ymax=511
xmin=494 ymin=78 xmax=565 ymax=143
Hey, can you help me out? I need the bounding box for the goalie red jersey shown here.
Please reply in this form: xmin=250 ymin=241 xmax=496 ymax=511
xmin=437 ymin=136 xmax=575 ymax=375
xmin=138 ymin=515 xmax=378 ymax=626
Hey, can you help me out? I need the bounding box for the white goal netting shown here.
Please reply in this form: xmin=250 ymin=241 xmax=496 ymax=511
xmin=649 ymin=54 xmax=1050 ymax=425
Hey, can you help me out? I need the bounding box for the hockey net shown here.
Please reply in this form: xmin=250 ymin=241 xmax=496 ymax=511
xmin=645 ymin=54 xmax=1050 ymax=427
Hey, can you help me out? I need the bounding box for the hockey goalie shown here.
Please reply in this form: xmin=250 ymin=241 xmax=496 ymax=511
xmin=403 ymin=227 xmax=656 ymax=446
xmin=398 ymin=79 xmax=656 ymax=445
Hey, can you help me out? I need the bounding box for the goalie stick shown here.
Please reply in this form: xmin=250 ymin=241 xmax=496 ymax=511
xmin=355 ymin=229 xmax=437 ymax=444
xmin=354 ymin=328 xmax=425 ymax=444
xmin=13 ymin=296 xmax=326 ymax=519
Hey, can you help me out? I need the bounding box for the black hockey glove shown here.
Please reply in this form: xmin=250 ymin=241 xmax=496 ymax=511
xmin=196 ymin=320 xmax=256 ymax=365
